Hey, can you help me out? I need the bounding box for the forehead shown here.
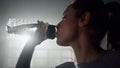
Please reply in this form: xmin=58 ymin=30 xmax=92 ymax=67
xmin=63 ymin=5 xmax=77 ymax=15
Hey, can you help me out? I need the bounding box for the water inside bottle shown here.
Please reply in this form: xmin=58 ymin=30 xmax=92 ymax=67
xmin=6 ymin=18 xmax=39 ymax=35
xmin=6 ymin=18 xmax=56 ymax=39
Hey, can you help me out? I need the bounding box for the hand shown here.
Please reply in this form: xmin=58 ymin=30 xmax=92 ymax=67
xmin=27 ymin=20 xmax=48 ymax=46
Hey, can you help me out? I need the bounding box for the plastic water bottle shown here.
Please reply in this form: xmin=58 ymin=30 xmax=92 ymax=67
xmin=6 ymin=18 xmax=56 ymax=39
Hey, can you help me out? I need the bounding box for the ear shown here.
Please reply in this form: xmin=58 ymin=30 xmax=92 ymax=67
xmin=78 ymin=11 xmax=91 ymax=27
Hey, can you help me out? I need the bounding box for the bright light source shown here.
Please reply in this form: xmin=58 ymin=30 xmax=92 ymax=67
xmin=29 ymin=27 xmax=37 ymax=31
xmin=16 ymin=34 xmax=31 ymax=42
xmin=7 ymin=34 xmax=31 ymax=44
xmin=6 ymin=18 xmax=38 ymax=42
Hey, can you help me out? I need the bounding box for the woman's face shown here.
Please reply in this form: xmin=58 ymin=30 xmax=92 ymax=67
xmin=56 ymin=6 xmax=79 ymax=46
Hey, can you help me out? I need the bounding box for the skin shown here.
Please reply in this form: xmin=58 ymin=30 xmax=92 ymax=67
xmin=56 ymin=5 xmax=79 ymax=46
xmin=56 ymin=5 xmax=103 ymax=64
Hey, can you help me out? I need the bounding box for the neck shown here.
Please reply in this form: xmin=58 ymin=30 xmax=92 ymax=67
xmin=72 ymin=45 xmax=103 ymax=64
xmin=70 ymin=32 xmax=103 ymax=64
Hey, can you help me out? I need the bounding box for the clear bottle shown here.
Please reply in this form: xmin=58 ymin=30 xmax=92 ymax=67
xmin=6 ymin=18 xmax=56 ymax=39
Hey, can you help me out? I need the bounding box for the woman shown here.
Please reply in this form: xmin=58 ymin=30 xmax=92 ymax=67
xmin=16 ymin=0 xmax=120 ymax=68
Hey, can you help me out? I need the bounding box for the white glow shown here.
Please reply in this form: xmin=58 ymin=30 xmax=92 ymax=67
xmin=29 ymin=27 xmax=37 ymax=31
xmin=16 ymin=34 xmax=31 ymax=42
xmin=6 ymin=18 xmax=75 ymax=68
xmin=6 ymin=18 xmax=37 ymax=43
xmin=7 ymin=34 xmax=31 ymax=44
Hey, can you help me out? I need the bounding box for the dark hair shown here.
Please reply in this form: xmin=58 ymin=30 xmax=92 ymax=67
xmin=71 ymin=0 xmax=108 ymax=46
xmin=105 ymin=2 xmax=120 ymax=50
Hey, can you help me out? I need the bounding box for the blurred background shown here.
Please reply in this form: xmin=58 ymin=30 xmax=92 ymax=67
xmin=0 ymin=0 xmax=120 ymax=68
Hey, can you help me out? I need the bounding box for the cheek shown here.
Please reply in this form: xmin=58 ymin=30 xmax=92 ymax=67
xmin=65 ymin=24 xmax=78 ymax=40
xmin=57 ymin=21 xmax=78 ymax=45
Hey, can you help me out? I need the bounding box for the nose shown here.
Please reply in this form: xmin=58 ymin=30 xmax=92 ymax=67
xmin=56 ymin=21 xmax=61 ymax=29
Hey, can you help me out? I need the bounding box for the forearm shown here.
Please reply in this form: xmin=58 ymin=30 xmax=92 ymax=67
xmin=15 ymin=42 xmax=36 ymax=68
xmin=15 ymin=21 xmax=47 ymax=68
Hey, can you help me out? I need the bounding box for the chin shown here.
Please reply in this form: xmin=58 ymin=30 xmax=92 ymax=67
xmin=56 ymin=39 xmax=70 ymax=46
